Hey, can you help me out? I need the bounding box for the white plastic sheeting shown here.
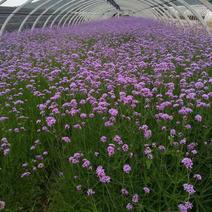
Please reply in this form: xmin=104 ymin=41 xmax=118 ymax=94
xmin=0 ymin=0 xmax=211 ymax=35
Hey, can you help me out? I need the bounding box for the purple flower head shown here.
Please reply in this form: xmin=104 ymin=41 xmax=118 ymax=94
xmin=123 ymin=164 xmax=132 ymax=174
xmin=96 ymin=166 xmax=105 ymax=177
xmin=178 ymin=202 xmax=193 ymax=212
xmin=195 ymin=81 xmax=204 ymax=89
xmin=108 ymin=108 xmax=118 ymax=117
xmin=82 ymin=159 xmax=91 ymax=169
xmin=113 ymin=135 xmax=123 ymax=145
xmin=46 ymin=116 xmax=56 ymax=127
xmin=194 ymin=174 xmax=202 ymax=181
xmin=21 ymin=172 xmax=31 ymax=178
xmin=183 ymin=183 xmax=196 ymax=195
xmin=181 ymin=157 xmax=193 ymax=169
xmin=100 ymin=136 xmax=107 ymax=143
xmin=126 ymin=203 xmax=133 ymax=210
xmin=144 ymin=129 xmax=152 ymax=139
xmin=121 ymin=188 xmax=129 ymax=196
xmin=143 ymin=187 xmax=150 ymax=193
xmin=170 ymin=129 xmax=176 ymax=136
xmin=195 ymin=114 xmax=202 ymax=122
xmin=132 ymin=194 xmax=140 ymax=203
xmin=122 ymin=144 xmax=129 ymax=152
xmin=107 ymin=144 xmax=116 ymax=156
xmin=96 ymin=166 xmax=111 ymax=183
xmin=99 ymin=175 xmax=111 ymax=183
xmin=62 ymin=136 xmax=71 ymax=143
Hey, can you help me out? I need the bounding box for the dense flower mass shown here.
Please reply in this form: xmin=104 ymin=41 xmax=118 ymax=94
xmin=0 ymin=17 xmax=211 ymax=211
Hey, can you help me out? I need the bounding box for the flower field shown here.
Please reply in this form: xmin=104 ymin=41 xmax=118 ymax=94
xmin=0 ymin=17 xmax=212 ymax=211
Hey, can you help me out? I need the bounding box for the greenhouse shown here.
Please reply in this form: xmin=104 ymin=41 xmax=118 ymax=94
xmin=0 ymin=0 xmax=211 ymax=211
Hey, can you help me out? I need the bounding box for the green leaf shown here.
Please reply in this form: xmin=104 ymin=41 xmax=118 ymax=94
xmin=146 ymin=159 xmax=152 ymax=169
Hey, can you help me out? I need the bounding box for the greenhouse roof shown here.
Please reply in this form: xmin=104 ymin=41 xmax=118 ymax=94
xmin=0 ymin=0 xmax=211 ymax=35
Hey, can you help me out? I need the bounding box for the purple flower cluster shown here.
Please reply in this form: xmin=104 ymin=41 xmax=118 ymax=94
xmin=178 ymin=201 xmax=193 ymax=212
xmin=0 ymin=137 xmax=10 ymax=156
xmin=96 ymin=166 xmax=111 ymax=183
xmin=181 ymin=157 xmax=193 ymax=169
xmin=0 ymin=16 xmax=211 ymax=211
xmin=123 ymin=164 xmax=132 ymax=174
xmin=183 ymin=183 xmax=196 ymax=195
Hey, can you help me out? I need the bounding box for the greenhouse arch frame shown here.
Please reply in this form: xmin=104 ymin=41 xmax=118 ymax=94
xmin=0 ymin=0 xmax=211 ymax=36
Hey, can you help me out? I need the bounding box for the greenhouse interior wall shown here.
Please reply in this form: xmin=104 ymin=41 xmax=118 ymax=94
xmin=0 ymin=0 xmax=212 ymax=35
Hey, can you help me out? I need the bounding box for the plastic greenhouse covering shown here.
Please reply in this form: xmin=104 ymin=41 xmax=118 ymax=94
xmin=0 ymin=0 xmax=212 ymax=35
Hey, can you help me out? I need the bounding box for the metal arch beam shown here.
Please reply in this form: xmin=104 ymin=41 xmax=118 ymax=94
xmin=18 ymin=0 xmax=53 ymax=32
xmin=154 ymin=0 xmax=183 ymax=26
xmin=167 ymin=1 xmax=191 ymax=26
xmin=128 ymin=1 xmax=163 ymax=21
xmin=0 ymin=0 xmax=33 ymax=36
xmin=83 ymin=2 xmax=152 ymax=19
xmin=134 ymin=0 xmax=169 ymax=20
xmin=58 ymin=4 xmax=104 ymax=27
xmin=74 ymin=12 xmax=102 ymax=26
xmin=58 ymin=0 xmax=111 ymax=27
xmin=67 ymin=0 xmax=115 ymax=26
xmin=128 ymin=0 xmax=179 ymax=23
xmin=140 ymin=8 xmax=160 ymax=20
xmin=67 ymin=1 xmax=111 ymax=26
xmin=58 ymin=8 xmax=75 ymax=27
xmin=199 ymin=0 xmax=212 ymax=12
xmin=44 ymin=0 xmax=98 ymax=28
xmin=49 ymin=0 xmax=81 ymax=28
xmin=1 ymin=0 xmax=210 ymax=35
xmin=133 ymin=1 xmax=163 ymax=20
xmin=73 ymin=0 xmax=142 ymax=21
xmin=74 ymin=15 xmax=85 ymax=25
xmin=106 ymin=0 xmax=121 ymax=10
xmin=63 ymin=10 xmax=86 ymax=27
xmin=177 ymin=0 xmax=210 ymax=33
xmin=65 ymin=0 xmax=165 ymax=26
xmin=122 ymin=0 xmax=169 ymax=21
xmin=140 ymin=0 xmax=183 ymax=22
xmin=63 ymin=7 xmax=94 ymax=27
xmin=67 ymin=0 xmax=212 ymax=32
xmin=64 ymin=0 xmax=114 ymax=27
xmin=135 ymin=0 xmax=188 ymax=25
xmin=136 ymin=8 xmax=161 ymax=21
xmin=63 ymin=6 xmax=88 ymax=27
xmin=31 ymin=0 xmax=67 ymax=30
xmin=73 ymin=6 xmax=115 ymax=26
xmin=139 ymin=7 xmax=162 ymax=20
xmin=100 ymin=0 xmax=164 ymax=21
xmin=161 ymin=2 xmax=183 ymax=26
xmin=50 ymin=0 xmax=97 ymax=27
xmin=0 ymin=0 xmax=7 ymax=6
xmin=153 ymin=8 xmax=163 ymax=21
xmin=147 ymin=0 xmax=177 ymax=23
xmin=69 ymin=1 xmax=146 ymax=26
xmin=131 ymin=0 xmax=171 ymax=21
xmin=107 ymin=0 xmax=162 ymax=20
xmin=78 ymin=2 xmax=163 ymax=24
xmin=42 ymin=0 xmax=79 ymax=28
xmin=112 ymin=0 xmax=160 ymax=19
